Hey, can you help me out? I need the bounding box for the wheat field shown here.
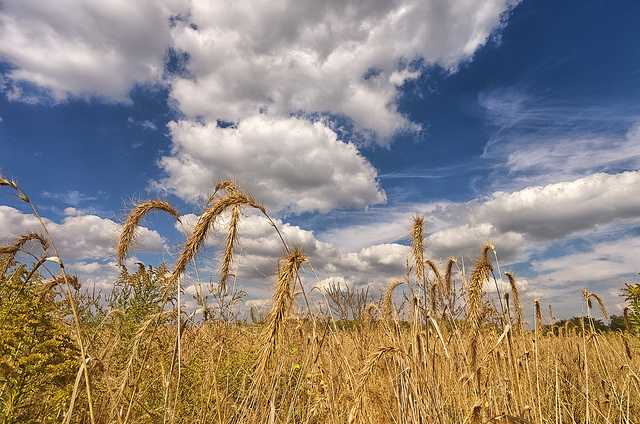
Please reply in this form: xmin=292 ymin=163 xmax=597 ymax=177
xmin=1 ymin=178 xmax=639 ymax=424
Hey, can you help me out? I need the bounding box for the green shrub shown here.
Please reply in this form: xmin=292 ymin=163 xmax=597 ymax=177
xmin=0 ymin=266 xmax=77 ymax=423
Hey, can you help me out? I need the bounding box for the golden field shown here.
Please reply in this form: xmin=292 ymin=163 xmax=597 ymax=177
xmin=1 ymin=178 xmax=639 ymax=423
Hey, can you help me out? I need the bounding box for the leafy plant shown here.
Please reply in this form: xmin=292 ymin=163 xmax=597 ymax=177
xmin=623 ymin=279 xmax=640 ymax=333
xmin=0 ymin=266 xmax=77 ymax=423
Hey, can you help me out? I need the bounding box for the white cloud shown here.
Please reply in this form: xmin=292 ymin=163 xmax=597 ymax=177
xmin=0 ymin=0 xmax=517 ymax=123
xmin=532 ymin=236 xmax=640 ymax=285
xmin=480 ymin=89 xmax=640 ymax=188
xmin=504 ymin=125 xmax=640 ymax=178
xmin=429 ymin=223 xmax=524 ymax=261
xmin=170 ymin=0 xmax=518 ymax=140
xmin=0 ymin=205 xmax=166 ymax=261
xmin=317 ymin=170 xmax=640 ymax=267
xmin=154 ymin=115 xmax=386 ymax=213
xmin=474 ymin=171 xmax=640 ymax=240
xmin=526 ymin=236 xmax=640 ymax=316
xmin=128 ymin=117 xmax=158 ymax=131
xmin=0 ymin=0 xmax=187 ymax=102
xmin=42 ymin=190 xmax=98 ymax=207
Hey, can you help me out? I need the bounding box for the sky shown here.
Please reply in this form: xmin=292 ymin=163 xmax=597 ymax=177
xmin=1 ymin=0 xmax=640 ymax=320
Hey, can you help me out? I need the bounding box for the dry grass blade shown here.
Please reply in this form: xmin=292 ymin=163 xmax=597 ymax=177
xmin=117 ymin=200 xmax=180 ymax=267
xmin=426 ymin=259 xmax=444 ymax=314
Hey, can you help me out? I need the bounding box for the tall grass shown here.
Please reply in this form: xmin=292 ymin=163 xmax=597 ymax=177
xmin=1 ymin=178 xmax=639 ymax=423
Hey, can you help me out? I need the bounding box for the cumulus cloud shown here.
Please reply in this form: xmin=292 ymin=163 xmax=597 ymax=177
xmin=532 ymin=236 xmax=640 ymax=285
xmin=474 ymin=171 xmax=640 ymax=240
xmin=522 ymin=236 xmax=640 ymax=316
xmin=170 ymin=0 xmax=518 ymax=140
xmin=429 ymin=223 xmax=524 ymax=261
xmin=0 ymin=205 xmax=166 ymax=261
xmin=318 ymin=170 xmax=640 ymax=266
xmin=154 ymin=115 xmax=386 ymax=213
xmin=0 ymin=0 xmax=187 ymax=102
xmin=0 ymin=0 xmax=517 ymax=125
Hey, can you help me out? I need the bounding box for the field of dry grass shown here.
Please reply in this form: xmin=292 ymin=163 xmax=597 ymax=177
xmin=1 ymin=178 xmax=639 ymax=423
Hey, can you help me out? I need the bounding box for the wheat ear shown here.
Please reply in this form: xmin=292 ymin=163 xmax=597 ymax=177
xmin=117 ymin=200 xmax=180 ymax=267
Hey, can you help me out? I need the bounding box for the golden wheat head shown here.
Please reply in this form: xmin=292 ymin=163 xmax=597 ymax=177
xmin=117 ymin=200 xmax=180 ymax=267
xmin=411 ymin=216 xmax=425 ymax=283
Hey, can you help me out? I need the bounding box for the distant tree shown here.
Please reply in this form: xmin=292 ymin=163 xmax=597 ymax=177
xmin=608 ymin=314 xmax=626 ymax=331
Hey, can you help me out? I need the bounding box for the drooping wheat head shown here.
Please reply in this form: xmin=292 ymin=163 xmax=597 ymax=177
xmin=116 ymin=200 xmax=180 ymax=267
xmin=0 ymin=232 xmax=50 ymax=275
xmin=587 ymin=291 xmax=609 ymax=320
xmin=0 ymin=232 xmax=49 ymax=258
xmin=208 ymin=179 xmax=239 ymax=204
xmin=170 ymin=191 xmax=265 ymax=287
xmin=41 ymin=274 xmax=80 ymax=292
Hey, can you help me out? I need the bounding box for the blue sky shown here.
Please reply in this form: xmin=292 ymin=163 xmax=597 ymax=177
xmin=1 ymin=0 xmax=640 ymax=318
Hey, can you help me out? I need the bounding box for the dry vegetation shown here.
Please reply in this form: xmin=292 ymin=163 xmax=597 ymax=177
xmin=1 ymin=177 xmax=640 ymax=423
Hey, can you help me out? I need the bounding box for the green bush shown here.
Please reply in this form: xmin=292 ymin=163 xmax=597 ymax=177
xmin=0 ymin=266 xmax=77 ymax=423
xmin=623 ymin=280 xmax=640 ymax=334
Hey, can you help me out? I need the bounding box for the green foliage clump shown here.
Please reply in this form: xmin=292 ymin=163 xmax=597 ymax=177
xmin=623 ymin=280 xmax=640 ymax=333
xmin=0 ymin=266 xmax=77 ymax=423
